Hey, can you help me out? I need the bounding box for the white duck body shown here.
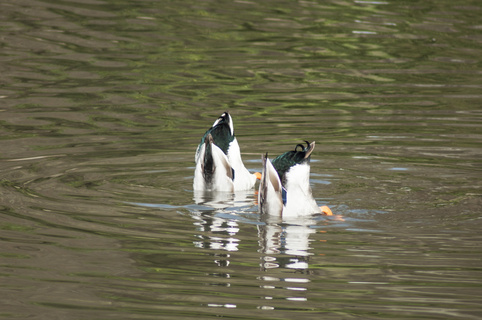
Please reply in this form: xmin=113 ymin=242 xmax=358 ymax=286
xmin=193 ymin=133 xmax=234 ymax=192
xmin=193 ymin=112 xmax=258 ymax=192
xmin=258 ymin=141 xmax=322 ymax=217
xmin=227 ymin=138 xmax=258 ymax=190
xmin=281 ymin=161 xmax=320 ymax=217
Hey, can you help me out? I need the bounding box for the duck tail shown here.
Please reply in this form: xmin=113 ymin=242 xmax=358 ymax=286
xmin=202 ymin=134 xmax=214 ymax=183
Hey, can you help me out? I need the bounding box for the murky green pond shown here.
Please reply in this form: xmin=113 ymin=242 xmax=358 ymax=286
xmin=1 ymin=0 xmax=481 ymax=319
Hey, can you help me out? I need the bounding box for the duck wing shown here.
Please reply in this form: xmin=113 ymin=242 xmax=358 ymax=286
xmin=259 ymin=153 xmax=285 ymax=216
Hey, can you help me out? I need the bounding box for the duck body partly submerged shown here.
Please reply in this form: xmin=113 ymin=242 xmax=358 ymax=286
xmin=193 ymin=112 xmax=258 ymax=192
xmin=259 ymin=141 xmax=327 ymax=217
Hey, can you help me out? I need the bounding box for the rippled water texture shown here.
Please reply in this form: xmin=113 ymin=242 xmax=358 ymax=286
xmin=1 ymin=0 xmax=481 ymax=319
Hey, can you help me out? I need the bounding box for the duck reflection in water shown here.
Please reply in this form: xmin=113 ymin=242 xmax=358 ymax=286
xmin=258 ymin=214 xmax=316 ymax=272
xmin=192 ymin=189 xmax=255 ymax=266
xmin=256 ymin=214 xmax=320 ymax=307
xmin=192 ymin=189 xmax=329 ymax=271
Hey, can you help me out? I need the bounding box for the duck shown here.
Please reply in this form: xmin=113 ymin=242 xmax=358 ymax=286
xmin=193 ymin=112 xmax=261 ymax=192
xmin=258 ymin=141 xmax=333 ymax=216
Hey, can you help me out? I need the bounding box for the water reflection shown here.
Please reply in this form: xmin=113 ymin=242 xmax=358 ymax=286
xmin=256 ymin=214 xmax=318 ymax=307
xmin=192 ymin=190 xmax=320 ymax=271
xmin=191 ymin=189 xmax=254 ymax=265
xmin=191 ymin=190 xmax=328 ymax=307
xmin=258 ymin=214 xmax=316 ymax=270
xmin=192 ymin=214 xmax=240 ymax=253
xmin=193 ymin=189 xmax=254 ymax=211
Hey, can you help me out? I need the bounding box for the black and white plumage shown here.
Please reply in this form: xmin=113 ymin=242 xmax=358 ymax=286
xmin=193 ymin=112 xmax=259 ymax=192
xmin=259 ymin=141 xmax=328 ymax=216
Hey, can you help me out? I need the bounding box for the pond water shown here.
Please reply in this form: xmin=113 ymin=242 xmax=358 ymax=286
xmin=1 ymin=0 xmax=481 ymax=319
